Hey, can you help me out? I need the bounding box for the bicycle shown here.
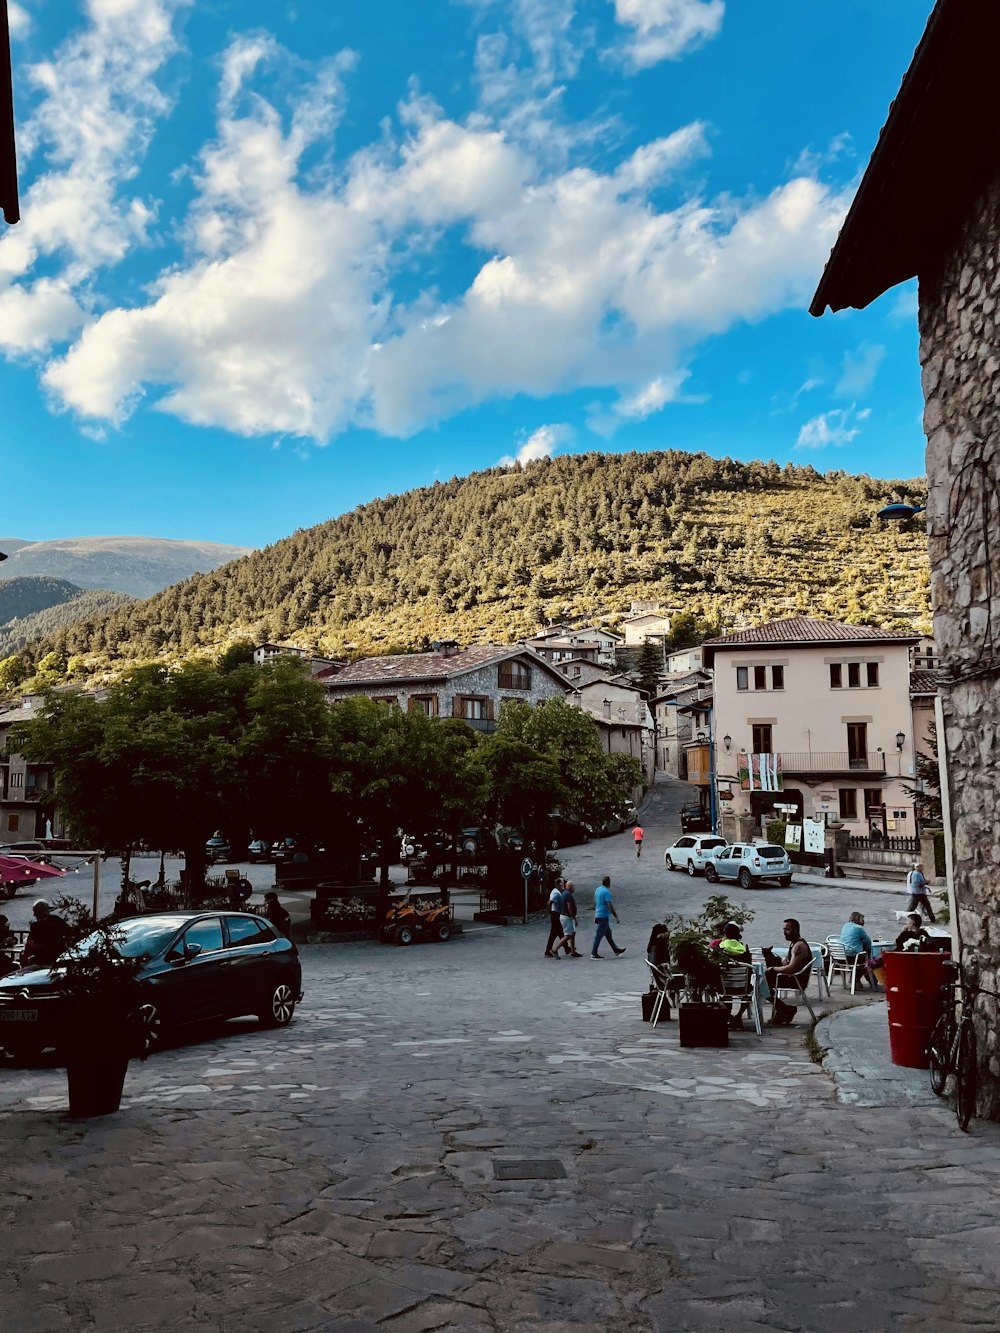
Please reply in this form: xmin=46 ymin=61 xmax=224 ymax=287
xmin=927 ymin=959 xmax=979 ymax=1132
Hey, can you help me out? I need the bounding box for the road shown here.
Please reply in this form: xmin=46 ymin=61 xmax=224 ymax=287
xmin=2 ymin=775 xmax=996 ymax=1332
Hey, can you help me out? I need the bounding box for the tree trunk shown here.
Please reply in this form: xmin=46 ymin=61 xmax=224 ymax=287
xmin=119 ymin=843 xmax=133 ymax=893
xmin=182 ymin=844 xmax=207 ymax=908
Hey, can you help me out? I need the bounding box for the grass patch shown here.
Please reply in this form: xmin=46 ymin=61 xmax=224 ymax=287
xmin=805 ymin=1008 xmax=834 ymax=1065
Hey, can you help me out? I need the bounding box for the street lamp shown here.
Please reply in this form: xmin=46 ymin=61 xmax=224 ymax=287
xmin=723 ymin=733 xmax=732 ymax=752
xmin=895 ymin=730 xmax=906 ymax=751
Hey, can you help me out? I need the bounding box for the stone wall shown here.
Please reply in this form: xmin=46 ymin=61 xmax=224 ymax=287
xmin=918 ymin=175 xmax=1000 ymax=1119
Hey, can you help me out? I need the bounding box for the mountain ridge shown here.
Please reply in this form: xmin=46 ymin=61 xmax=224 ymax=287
xmin=0 ymin=536 xmax=254 ymax=599
xmin=19 ymin=450 xmax=930 ymax=678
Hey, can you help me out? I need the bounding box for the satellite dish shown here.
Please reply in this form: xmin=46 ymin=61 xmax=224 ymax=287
xmin=876 ymin=503 xmax=925 ymax=521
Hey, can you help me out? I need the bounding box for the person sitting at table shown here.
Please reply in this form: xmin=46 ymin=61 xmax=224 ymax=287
xmin=895 ymin=912 xmax=932 ymax=953
xmin=840 ymin=911 xmax=879 ymax=989
xmin=713 ymin=924 xmax=753 ymax=1030
xmin=0 ymin=914 xmax=17 ymax=978
xmin=762 ymin=919 xmax=813 ymax=1025
xmin=646 ymin=923 xmax=671 ymax=969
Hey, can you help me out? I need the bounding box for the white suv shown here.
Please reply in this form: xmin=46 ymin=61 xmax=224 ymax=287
xmin=664 ymin=835 xmax=727 ymax=877
xmin=704 ymin=842 xmax=793 ymax=888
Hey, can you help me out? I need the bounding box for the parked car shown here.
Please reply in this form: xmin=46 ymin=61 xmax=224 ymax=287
xmin=247 ymin=838 xmax=272 ymax=863
xmin=0 ymin=910 xmax=303 ymax=1060
xmin=664 ymin=834 xmax=727 ymax=876
xmin=205 ymin=836 xmax=233 ymax=865
xmin=270 ymin=837 xmax=300 ymax=865
xmin=548 ymin=816 xmax=591 ymax=848
xmin=704 ymin=842 xmax=793 ymax=888
xmin=599 ymin=814 xmax=626 ymax=836
xmin=623 ymin=800 xmax=638 ymax=826
xmin=679 ymin=803 xmax=711 ymax=833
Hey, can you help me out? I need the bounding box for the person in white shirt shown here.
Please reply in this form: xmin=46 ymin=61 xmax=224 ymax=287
xmin=906 ymin=862 xmax=937 ymax=923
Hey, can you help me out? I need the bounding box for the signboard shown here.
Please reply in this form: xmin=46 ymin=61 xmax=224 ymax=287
xmin=784 ymin=824 xmax=802 ymax=850
xmin=520 ymin=858 xmax=534 ymax=880
xmin=803 ymin=818 xmax=826 ymax=855
xmin=738 ymin=751 xmax=783 ymax=791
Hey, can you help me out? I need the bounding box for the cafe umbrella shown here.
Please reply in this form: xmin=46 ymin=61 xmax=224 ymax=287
xmin=0 ymin=857 xmax=68 ymax=899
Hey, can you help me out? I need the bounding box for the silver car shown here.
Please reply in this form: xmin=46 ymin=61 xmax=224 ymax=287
xmin=704 ymin=842 xmax=793 ymax=888
xmin=664 ymin=834 xmax=727 ymax=876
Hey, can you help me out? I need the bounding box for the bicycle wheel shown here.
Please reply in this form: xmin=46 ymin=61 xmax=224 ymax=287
xmin=955 ymin=1019 xmax=978 ymax=1133
xmin=927 ymin=1012 xmax=953 ymax=1096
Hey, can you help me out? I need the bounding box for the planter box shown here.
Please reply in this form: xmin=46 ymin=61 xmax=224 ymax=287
xmin=678 ymin=1002 xmax=729 ymax=1048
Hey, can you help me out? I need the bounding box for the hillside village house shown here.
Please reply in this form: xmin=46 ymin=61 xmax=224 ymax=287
xmin=573 ymin=678 xmax=655 ymax=782
xmin=322 ymin=642 xmax=570 ymax=728
xmin=653 ymin=670 xmax=711 ymax=778
xmin=554 ymin=658 xmax=614 ymax=689
xmin=526 ymin=625 xmax=620 ymax=667
xmin=810 ymin=0 xmax=1000 ymax=1117
xmin=621 ymin=608 xmax=672 ymax=648
xmin=701 ymin=618 xmax=921 ymax=838
xmin=0 ymin=695 xmax=61 ymax=842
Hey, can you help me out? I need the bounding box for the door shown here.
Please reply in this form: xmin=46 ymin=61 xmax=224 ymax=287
xmin=847 ymin=723 xmax=868 ymax=768
xmin=717 ymin=845 xmax=742 ymax=879
xmin=164 ymin=917 xmax=230 ymax=1022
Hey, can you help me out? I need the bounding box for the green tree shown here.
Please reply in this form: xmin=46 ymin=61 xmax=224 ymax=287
xmin=635 ymin=641 xmax=663 ymax=697
xmin=476 ymin=734 xmax=567 ymax=840
xmin=902 ymin=719 xmax=943 ymax=827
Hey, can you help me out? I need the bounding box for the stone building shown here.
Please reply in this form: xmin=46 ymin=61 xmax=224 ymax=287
xmin=811 ymin=0 xmax=1000 ymax=1116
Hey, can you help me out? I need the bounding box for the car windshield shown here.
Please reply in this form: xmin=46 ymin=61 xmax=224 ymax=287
xmin=69 ymin=916 xmax=182 ymax=960
xmin=758 ymin=845 xmax=786 ymax=858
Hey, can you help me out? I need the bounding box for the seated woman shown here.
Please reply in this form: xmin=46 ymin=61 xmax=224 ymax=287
xmin=840 ymin=911 xmax=878 ymax=989
xmin=895 ymin=912 xmax=932 ymax=952
xmin=646 ymin=924 xmax=680 ymax=1010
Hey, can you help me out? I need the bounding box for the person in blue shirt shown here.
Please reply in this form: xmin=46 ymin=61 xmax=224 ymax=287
xmin=840 ymin=911 xmax=878 ymax=989
xmin=591 ymin=876 xmax=626 ymax=959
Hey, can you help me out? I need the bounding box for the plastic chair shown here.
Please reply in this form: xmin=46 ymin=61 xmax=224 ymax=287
xmin=809 ymin=943 xmax=832 ymax=998
xmin=644 ymin=959 xmax=671 ymax=1029
xmin=721 ymin=960 xmax=762 ymax=1037
xmin=825 ymin=940 xmax=867 ymax=994
xmin=769 ymin=958 xmax=818 ymax=1023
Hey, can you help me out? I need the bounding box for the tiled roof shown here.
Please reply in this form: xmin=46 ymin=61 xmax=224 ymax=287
xmin=702 ymin=617 xmax=920 ymax=665
xmin=325 ymin=644 xmax=554 ymax=686
xmin=910 ymin=669 xmax=939 ymax=696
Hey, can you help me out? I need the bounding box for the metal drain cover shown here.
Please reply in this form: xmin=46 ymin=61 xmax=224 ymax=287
xmin=493 ymin=1159 xmax=566 ymax=1180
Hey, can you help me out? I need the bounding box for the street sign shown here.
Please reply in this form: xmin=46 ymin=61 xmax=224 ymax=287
xmin=520 ymin=858 xmax=534 ymax=880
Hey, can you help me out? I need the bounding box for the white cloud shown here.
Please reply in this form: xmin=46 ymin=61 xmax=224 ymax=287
xmin=7 ymin=2 xmax=31 ymax=38
xmin=795 ymin=404 xmax=868 ymax=450
xmin=498 ymin=421 xmax=574 ymax=466
xmin=835 ymin=342 xmax=884 ymax=397
xmin=0 ymin=0 xmax=185 ymax=354
xmin=610 ymin=0 xmax=725 ymax=70
xmin=613 ymin=122 xmax=709 ymax=192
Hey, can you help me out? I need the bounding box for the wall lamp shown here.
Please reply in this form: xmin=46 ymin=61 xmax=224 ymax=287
xmin=723 ymin=734 xmax=732 ymax=752
xmin=895 ymin=731 xmax=906 ymax=751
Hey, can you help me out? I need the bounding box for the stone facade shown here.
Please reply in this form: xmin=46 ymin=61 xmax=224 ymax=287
xmin=918 ymin=175 xmax=1000 ymax=1119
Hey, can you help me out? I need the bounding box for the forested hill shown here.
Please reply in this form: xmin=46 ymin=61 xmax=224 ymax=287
xmin=26 ymin=452 xmax=930 ymax=672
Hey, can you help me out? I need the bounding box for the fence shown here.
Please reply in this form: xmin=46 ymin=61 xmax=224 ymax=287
xmin=848 ymin=834 xmax=919 ymax=854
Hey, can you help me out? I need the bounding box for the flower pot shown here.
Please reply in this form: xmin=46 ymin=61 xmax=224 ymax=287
xmin=678 ymin=1002 xmax=729 ymax=1048
xmin=66 ymin=1056 xmax=129 ymax=1117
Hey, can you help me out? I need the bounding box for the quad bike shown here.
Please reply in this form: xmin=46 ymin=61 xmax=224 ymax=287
xmin=381 ymin=897 xmax=453 ymax=945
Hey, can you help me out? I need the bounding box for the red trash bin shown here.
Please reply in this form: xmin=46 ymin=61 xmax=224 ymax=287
xmin=883 ymin=950 xmax=949 ymax=1068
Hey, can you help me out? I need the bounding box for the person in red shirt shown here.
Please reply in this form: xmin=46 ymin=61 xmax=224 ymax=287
xmin=633 ymin=825 xmax=644 ymax=858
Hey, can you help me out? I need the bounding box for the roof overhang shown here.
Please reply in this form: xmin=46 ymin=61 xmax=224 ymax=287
xmin=810 ymin=0 xmax=1000 ymax=317
xmin=1 ymin=0 xmax=19 ymax=224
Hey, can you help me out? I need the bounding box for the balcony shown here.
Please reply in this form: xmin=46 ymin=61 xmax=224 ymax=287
xmin=450 ymin=715 xmax=497 ymax=733
xmin=778 ymin=751 xmax=887 ymax=776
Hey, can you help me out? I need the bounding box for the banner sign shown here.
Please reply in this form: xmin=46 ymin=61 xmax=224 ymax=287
xmin=738 ymin=751 xmax=783 ymax=791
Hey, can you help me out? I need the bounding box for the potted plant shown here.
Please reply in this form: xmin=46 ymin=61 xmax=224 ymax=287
xmin=51 ymin=898 xmax=146 ymax=1117
xmin=669 ymin=923 xmax=728 ymax=1048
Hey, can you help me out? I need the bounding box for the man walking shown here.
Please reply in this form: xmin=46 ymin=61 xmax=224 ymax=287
xmin=560 ymin=880 xmax=582 ymax=957
xmin=591 ymin=875 xmax=626 ymax=959
xmin=906 ymin=862 xmax=937 ymax=923
xmin=633 ymin=824 xmax=644 ymax=858
xmin=544 ymin=878 xmax=566 ymax=958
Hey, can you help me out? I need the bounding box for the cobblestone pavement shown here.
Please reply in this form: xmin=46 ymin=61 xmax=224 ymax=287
xmin=2 ymin=777 xmax=997 ymax=1332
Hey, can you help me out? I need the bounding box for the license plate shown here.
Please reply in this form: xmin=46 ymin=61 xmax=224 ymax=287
xmin=0 ymin=1009 xmax=37 ymax=1022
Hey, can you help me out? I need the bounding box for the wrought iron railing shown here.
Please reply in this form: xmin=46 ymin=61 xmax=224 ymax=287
xmin=778 ymin=751 xmax=886 ymax=772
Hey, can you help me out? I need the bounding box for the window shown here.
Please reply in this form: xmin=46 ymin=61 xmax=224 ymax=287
xmin=498 ymin=662 xmax=531 ymax=690
xmin=371 ymin=695 xmax=398 ymax=707
xmin=754 ymin=665 xmax=767 ymax=690
xmin=182 ymin=918 xmax=224 ymax=955
xmin=863 ymin=788 xmax=883 ymax=819
xmin=839 ymin=789 xmax=858 ymax=820
xmin=847 ymin=662 xmax=861 ymax=688
xmin=752 ymin=724 xmax=772 ymax=753
xmin=830 ymin=663 xmax=842 ymax=689
xmin=227 ymin=916 xmax=266 ymax=947
xmin=6 ymin=815 xmax=18 ymax=832
xmin=408 ymin=695 xmax=438 ymax=716
xmin=736 ymin=666 xmax=749 ymax=691
xmin=771 ymin=665 xmax=784 ymax=690
xmin=866 ymin=662 xmax=879 ymax=687
xmin=457 ymin=696 xmax=492 ymax=721
xmin=847 ymin=722 xmax=868 ymax=767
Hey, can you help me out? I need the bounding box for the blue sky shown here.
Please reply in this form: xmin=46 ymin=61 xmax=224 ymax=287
xmin=1 ymin=0 xmax=932 ymax=548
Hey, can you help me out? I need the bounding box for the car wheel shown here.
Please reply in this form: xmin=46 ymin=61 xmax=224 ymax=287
xmin=396 ymin=925 xmax=415 ymax=946
xmin=705 ymin=863 xmax=719 ymax=883
xmin=260 ymin=982 xmax=296 ymax=1028
xmin=686 ymin=860 xmax=696 ymax=877
xmin=779 ymin=875 xmax=792 ymax=888
xmin=436 ymin=923 xmax=452 ymax=942
xmin=665 ymin=855 xmax=674 ymax=871
xmin=137 ymin=1001 xmax=165 ymax=1053
xmin=738 ymin=868 xmax=753 ymax=889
